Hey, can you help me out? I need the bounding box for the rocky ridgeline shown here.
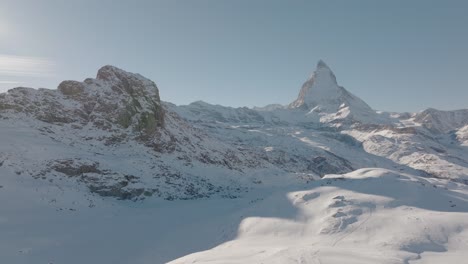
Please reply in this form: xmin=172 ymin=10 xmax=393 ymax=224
xmin=0 ymin=66 xmax=271 ymax=201
xmin=1 ymin=62 xmax=467 ymax=201
xmin=1 ymin=65 xmax=164 ymax=139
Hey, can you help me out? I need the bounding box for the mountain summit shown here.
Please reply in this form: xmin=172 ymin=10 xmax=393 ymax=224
xmin=289 ymin=60 xmax=377 ymax=124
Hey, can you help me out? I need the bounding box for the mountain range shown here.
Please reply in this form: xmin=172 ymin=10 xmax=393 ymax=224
xmin=0 ymin=61 xmax=467 ymax=263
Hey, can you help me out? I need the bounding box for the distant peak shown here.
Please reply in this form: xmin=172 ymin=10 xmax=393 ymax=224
xmin=317 ymin=60 xmax=330 ymax=69
xmin=308 ymin=60 xmax=337 ymax=84
xmin=304 ymin=60 xmax=336 ymax=82
xmin=191 ymin=100 xmax=211 ymax=106
xmin=289 ymin=60 xmax=374 ymax=118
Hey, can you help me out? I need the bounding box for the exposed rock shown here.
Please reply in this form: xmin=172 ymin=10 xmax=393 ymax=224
xmin=0 ymin=65 xmax=273 ymax=201
xmin=58 ymin=80 xmax=85 ymax=96
xmin=51 ymin=159 xmax=103 ymax=177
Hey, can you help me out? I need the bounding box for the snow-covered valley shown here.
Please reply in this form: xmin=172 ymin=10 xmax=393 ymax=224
xmin=2 ymin=167 xmax=468 ymax=264
xmin=0 ymin=61 xmax=467 ymax=263
xmin=170 ymin=169 xmax=468 ymax=264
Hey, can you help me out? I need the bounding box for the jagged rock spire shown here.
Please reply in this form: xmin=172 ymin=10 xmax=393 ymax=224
xmin=289 ymin=60 xmax=340 ymax=109
xmin=288 ymin=60 xmax=376 ymax=123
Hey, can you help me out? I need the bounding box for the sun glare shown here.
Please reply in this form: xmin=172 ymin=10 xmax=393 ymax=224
xmin=0 ymin=54 xmax=55 ymax=77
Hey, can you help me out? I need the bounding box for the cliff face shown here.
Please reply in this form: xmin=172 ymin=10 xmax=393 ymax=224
xmin=1 ymin=65 xmax=165 ymax=138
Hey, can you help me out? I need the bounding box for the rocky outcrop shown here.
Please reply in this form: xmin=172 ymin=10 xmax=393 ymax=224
xmin=1 ymin=65 xmax=166 ymax=137
xmin=0 ymin=66 xmax=273 ymax=201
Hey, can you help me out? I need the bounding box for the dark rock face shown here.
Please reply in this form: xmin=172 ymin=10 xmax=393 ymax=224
xmin=97 ymin=65 xmax=160 ymax=101
xmin=259 ymin=147 xmax=353 ymax=177
xmin=58 ymin=80 xmax=85 ymax=96
xmin=0 ymin=65 xmax=166 ymax=134
xmin=52 ymin=159 xmax=102 ymax=176
xmin=96 ymin=65 xmax=165 ymax=131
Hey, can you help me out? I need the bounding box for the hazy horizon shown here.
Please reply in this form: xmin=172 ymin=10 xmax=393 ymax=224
xmin=1 ymin=0 xmax=467 ymax=112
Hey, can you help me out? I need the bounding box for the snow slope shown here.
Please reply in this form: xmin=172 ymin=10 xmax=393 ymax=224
xmin=2 ymin=166 xmax=467 ymax=264
xmin=170 ymin=168 xmax=468 ymax=264
xmin=412 ymin=108 xmax=468 ymax=133
xmin=0 ymin=166 xmax=251 ymax=264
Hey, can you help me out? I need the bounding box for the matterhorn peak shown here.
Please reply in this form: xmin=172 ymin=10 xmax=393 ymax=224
xmin=309 ymin=60 xmax=337 ymax=84
xmin=288 ymin=60 xmax=376 ymax=123
xmin=316 ymin=59 xmax=330 ymax=69
xmin=289 ymin=60 xmax=340 ymax=109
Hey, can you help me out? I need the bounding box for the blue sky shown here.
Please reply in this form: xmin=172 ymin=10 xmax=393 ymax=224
xmin=0 ymin=0 xmax=467 ymax=111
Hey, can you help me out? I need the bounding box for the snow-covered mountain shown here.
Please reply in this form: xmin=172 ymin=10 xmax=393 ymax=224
xmin=0 ymin=61 xmax=467 ymax=263
xmin=288 ymin=60 xmax=380 ymax=124
xmin=0 ymin=65 xmax=292 ymax=201
xmin=172 ymin=61 xmax=387 ymax=127
xmin=170 ymin=61 xmax=468 ymax=182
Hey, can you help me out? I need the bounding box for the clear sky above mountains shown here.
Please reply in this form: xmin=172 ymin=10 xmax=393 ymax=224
xmin=0 ymin=0 xmax=467 ymax=112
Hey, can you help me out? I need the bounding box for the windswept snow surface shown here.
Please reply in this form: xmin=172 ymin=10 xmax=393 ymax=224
xmin=2 ymin=167 xmax=468 ymax=264
xmin=170 ymin=169 xmax=468 ymax=264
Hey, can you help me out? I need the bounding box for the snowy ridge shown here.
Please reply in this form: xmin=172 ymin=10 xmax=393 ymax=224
xmin=412 ymin=108 xmax=468 ymax=133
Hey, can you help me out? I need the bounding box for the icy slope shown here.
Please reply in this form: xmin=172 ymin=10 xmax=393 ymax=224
xmin=169 ymin=168 xmax=468 ymax=264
